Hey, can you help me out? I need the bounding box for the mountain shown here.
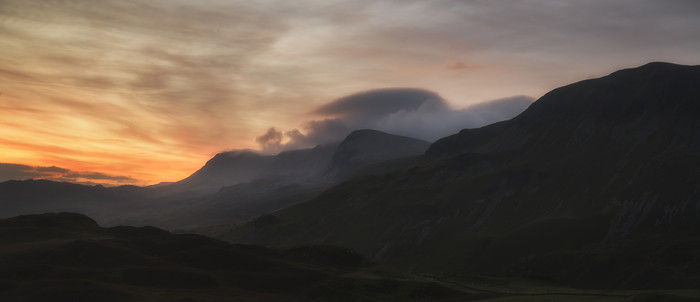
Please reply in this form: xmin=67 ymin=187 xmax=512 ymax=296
xmin=221 ymin=62 xmax=700 ymax=289
xmin=166 ymin=150 xmax=275 ymax=194
xmin=165 ymin=144 xmax=338 ymax=195
xmin=140 ymin=130 xmax=429 ymax=229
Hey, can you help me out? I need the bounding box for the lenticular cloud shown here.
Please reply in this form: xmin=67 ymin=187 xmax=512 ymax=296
xmin=256 ymin=88 xmax=533 ymax=153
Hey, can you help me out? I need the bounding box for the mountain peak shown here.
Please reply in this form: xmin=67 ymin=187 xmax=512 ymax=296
xmin=520 ymin=62 xmax=700 ymax=121
xmin=619 ymin=61 xmax=694 ymax=73
xmin=345 ymin=129 xmax=406 ymax=140
xmin=214 ymin=149 xmax=261 ymax=159
xmin=428 ymin=62 xmax=700 ymax=158
xmin=326 ymin=129 xmax=430 ymax=178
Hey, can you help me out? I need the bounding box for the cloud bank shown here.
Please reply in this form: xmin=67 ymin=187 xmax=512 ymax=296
xmin=256 ymin=88 xmax=533 ymax=153
xmin=0 ymin=163 xmax=137 ymax=185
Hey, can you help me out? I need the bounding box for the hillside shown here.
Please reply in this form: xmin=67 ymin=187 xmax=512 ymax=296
xmin=221 ymin=62 xmax=700 ymax=289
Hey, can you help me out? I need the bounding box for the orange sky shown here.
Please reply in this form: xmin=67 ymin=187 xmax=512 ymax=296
xmin=1 ymin=0 xmax=699 ymax=185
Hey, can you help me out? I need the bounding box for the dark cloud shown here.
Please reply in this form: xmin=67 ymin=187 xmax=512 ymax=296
xmin=0 ymin=163 xmax=136 ymax=184
xmin=257 ymin=88 xmax=533 ymax=152
xmin=34 ymin=165 xmax=70 ymax=173
xmin=62 ymin=172 xmax=136 ymax=182
xmin=0 ymin=163 xmax=50 ymax=181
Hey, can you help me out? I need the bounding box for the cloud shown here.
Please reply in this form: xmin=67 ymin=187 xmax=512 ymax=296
xmin=373 ymin=95 xmax=533 ymax=140
xmin=255 ymin=128 xmax=284 ymax=153
xmin=62 ymin=172 xmax=137 ymax=182
xmin=0 ymin=163 xmax=51 ymax=181
xmin=0 ymin=163 xmax=137 ymax=185
xmin=34 ymin=165 xmax=71 ymax=173
xmin=313 ymin=88 xmax=448 ymax=120
xmin=256 ymin=88 xmax=533 ymax=152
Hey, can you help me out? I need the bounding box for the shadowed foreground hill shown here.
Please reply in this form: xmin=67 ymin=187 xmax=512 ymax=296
xmin=222 ymin=62 xmax=700 ymax=289
xmin=4 ymin=212 xmax=624 ymax=302
xmin=0 ymin=212 xmax=371 ymax=301
xmin=5 ymin=213 xmax=699 ymax=302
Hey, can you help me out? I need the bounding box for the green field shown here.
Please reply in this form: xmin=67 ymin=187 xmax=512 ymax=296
xmin=301 ymin=266 xmax=700 ymax=302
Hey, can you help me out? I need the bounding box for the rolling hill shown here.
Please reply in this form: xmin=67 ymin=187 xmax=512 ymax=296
xmin=0 ymin=212 xmax=370 ymax=301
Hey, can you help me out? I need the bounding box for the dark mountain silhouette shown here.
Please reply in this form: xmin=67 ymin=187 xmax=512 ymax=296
xmin=427 ymin=62 xmax=700 ymax=158
xmin=221 ymin=62 xmax=700 ymax=289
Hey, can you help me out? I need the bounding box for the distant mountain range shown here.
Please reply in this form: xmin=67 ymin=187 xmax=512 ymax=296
xmin=0 ymin=129 xmax=431 ymax=229
xmin=219 ymin=62 xmax=700 ymax=289
xmin=169 ymin=129 xmax=430 ymax=195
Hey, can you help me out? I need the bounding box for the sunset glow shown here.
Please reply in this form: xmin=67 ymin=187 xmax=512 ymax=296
xmin=2 ymin=0 xmax=700 ymax=185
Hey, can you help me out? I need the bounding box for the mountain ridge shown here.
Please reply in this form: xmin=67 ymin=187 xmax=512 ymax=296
xmin=428 ymin=62 xmax=700 ymax=158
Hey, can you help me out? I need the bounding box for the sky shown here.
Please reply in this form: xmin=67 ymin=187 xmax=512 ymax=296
xmin=1 ymin=0 xmax=700 ymax=186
